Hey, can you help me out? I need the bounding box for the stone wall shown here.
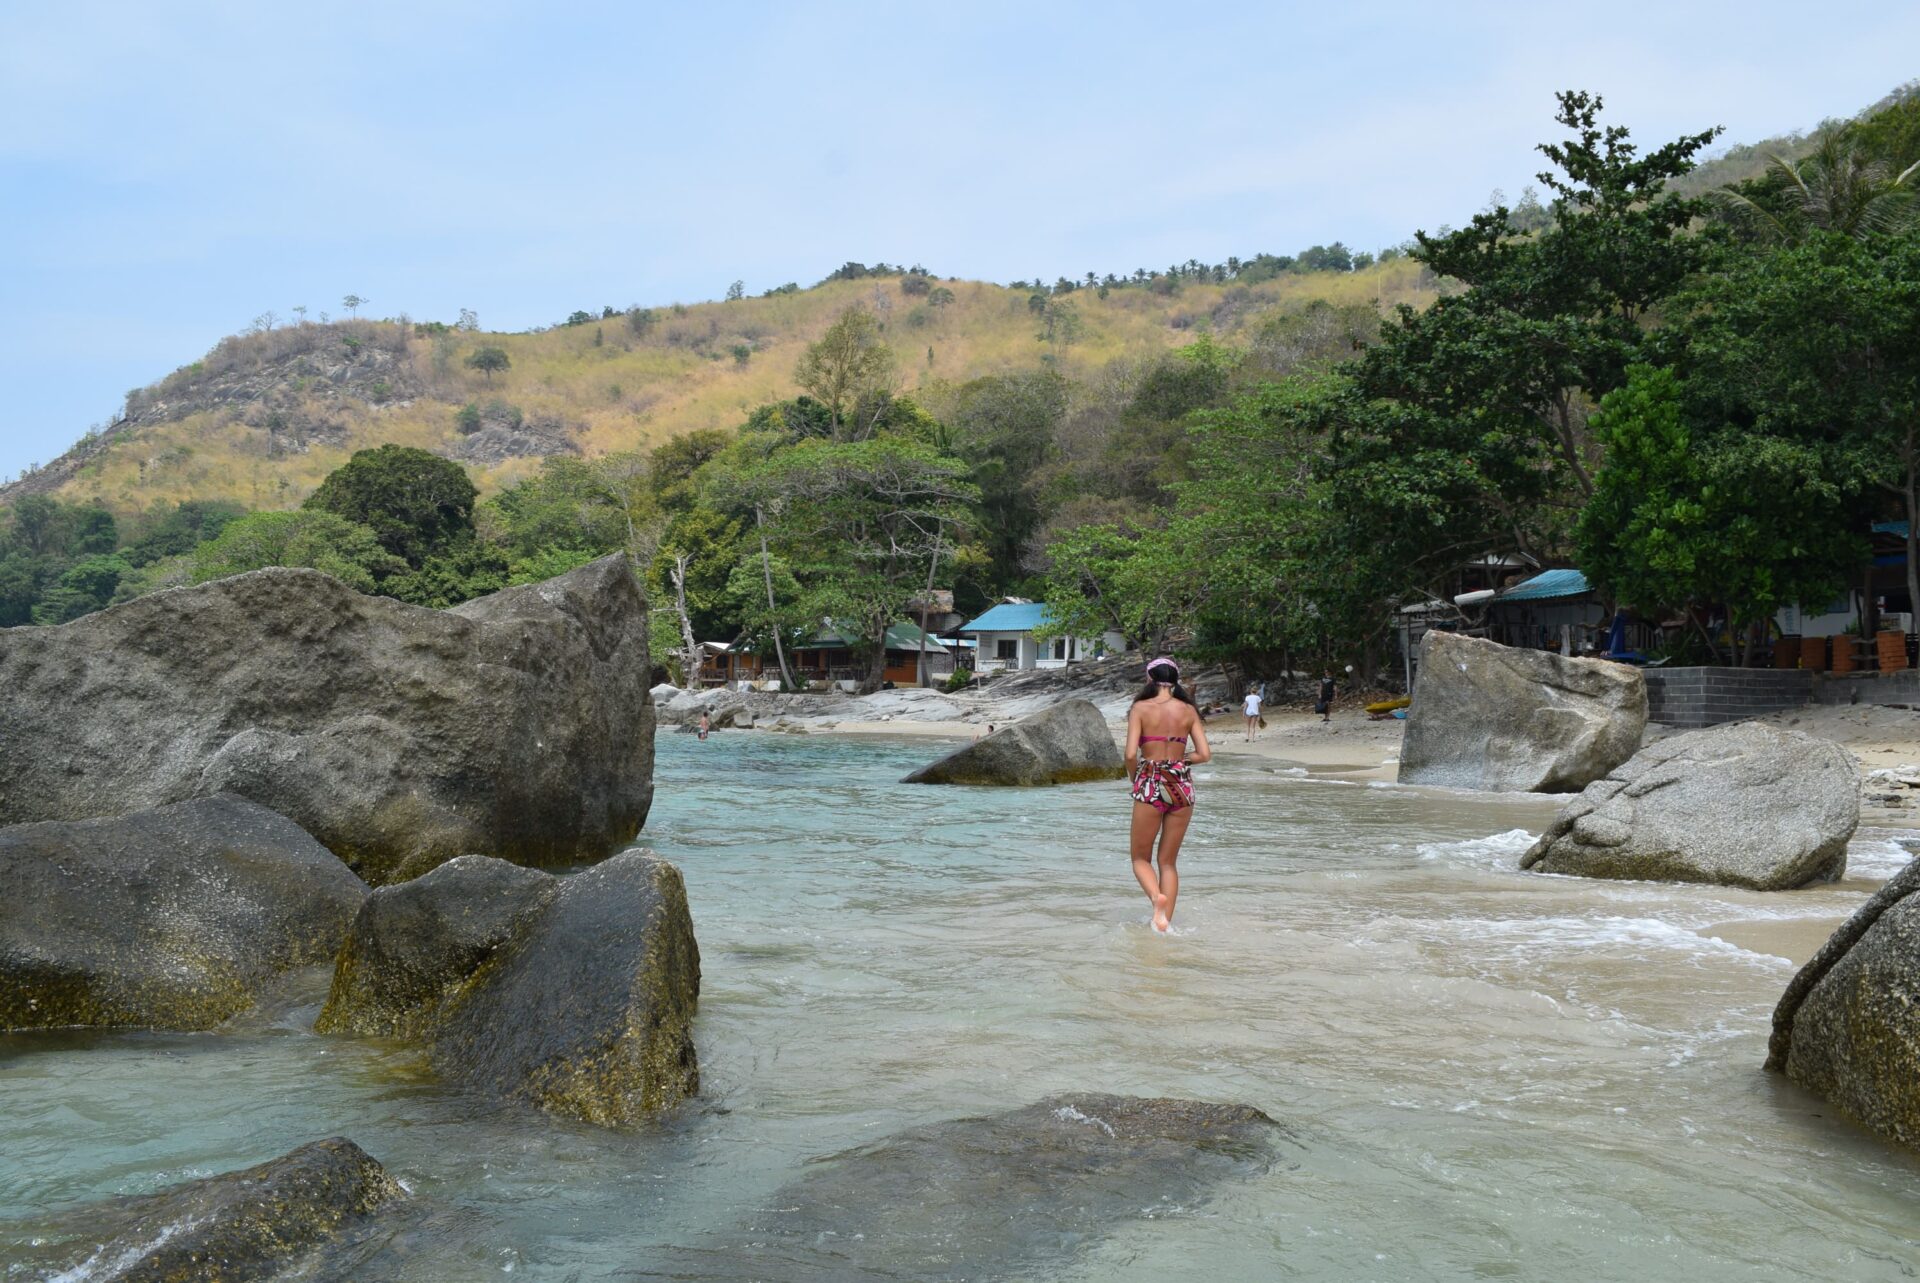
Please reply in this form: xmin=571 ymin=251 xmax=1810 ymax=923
xmin=1815 ymin=669 xmax=1920 ymax=709
xmin=1643 ymin=668 xmax=1815 ymax=728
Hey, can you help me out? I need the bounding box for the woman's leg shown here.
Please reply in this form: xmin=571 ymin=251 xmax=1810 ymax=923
xmin=1155 ymin=807 xmax=1195 ymax=927
xmin=1130 ymin=801 xmax=1167 ymax=919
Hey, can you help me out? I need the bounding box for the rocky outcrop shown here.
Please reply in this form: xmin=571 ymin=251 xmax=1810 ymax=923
xmin=15 ymin=1137 xmax=404 ymax=1283
xmin=1768 ymin=858 xmax=1920 ymax=1151
xmin=627 ymin=1094 xmax=1285 ymax=1280
xmin=1521 ymin=723 xmax=1857 ymax=889
xmin=1401 ymin=632 xmax=1646 ymax=792
xmin=319 ymin=850 xmax=699 ymax=1125
xmin=0 ymin=795 xmax=367 ymax=1031
xmin=0 ymin=553 xmax=654 ymax=885
xmin=902 ymin=698 xmax=1124 ymax=786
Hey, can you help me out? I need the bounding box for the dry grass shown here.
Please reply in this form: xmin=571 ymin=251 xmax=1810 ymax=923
xmin=55 ymin=263 xmax=1438 ymax=513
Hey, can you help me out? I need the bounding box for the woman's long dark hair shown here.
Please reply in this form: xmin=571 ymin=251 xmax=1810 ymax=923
xmin=1134 ymin=660 xmax=1196 ymax=706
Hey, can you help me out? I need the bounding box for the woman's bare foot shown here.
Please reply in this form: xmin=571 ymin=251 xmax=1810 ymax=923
xmin=1151 ymin=895 xmax=1172 ymax=933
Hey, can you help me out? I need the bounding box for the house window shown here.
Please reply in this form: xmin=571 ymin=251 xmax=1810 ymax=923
xmin=1053 ymin=638 xmax=1068 ymax=660
xmin=996 ymin=638 xmax=1018 ymax=660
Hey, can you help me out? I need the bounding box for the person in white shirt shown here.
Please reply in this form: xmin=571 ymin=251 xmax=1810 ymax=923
xmin=1242 ymin=687 xmax=1263 ymax=742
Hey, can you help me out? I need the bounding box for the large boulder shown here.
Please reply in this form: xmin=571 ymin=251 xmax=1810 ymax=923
xmin=1401 ymin=631 xmax=1646 ymax=792
xmin=0 ymin=553 xmax=654 ymax=885
xmin=0 ymin=794 xmax=367 ymax=1031
xmin=901 ymin=698 xmax=1124 ymax=786
xmin=627 ymin=1094 xmax=1285 ymax=1280
xmin=318 ymin=849 xmax=700 ymax=1125
xmin=1520 ymin=722 xmax=1857 ymax=889
xmin=12 ymin=1138 xmax=404 ymax=1283
xmin=1768 ymin=857 xmax=1920 ymax=1150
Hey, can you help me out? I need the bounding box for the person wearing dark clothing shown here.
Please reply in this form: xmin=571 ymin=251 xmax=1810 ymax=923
xmin=1316 ymin=671 xmax=1336 ymax=723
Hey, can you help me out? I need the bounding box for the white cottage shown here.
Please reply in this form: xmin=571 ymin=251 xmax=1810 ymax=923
xmin=958 ymin=602 xmax=1125 ymax=673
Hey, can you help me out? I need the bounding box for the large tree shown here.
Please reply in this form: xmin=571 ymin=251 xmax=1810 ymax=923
xmin=304 ymin=444 xmax=479 ymax=568
xmin=793 ymin=308 xmax=897 ymax=438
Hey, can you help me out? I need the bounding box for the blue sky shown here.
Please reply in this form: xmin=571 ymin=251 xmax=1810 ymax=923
xmin=4 ymin=1 xmax=1917 ymax=483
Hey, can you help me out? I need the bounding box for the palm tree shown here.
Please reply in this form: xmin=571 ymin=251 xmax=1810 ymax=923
xmin=1712 ymin=128 xmax=1920 ymax=242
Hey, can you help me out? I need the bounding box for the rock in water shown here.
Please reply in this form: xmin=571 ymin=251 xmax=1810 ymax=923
xmin=319 ymin=850 xmax=700 ymax=1124
xmin=0 ymin=795 xmax=368 ymax=1031
xmin=627 ymin=1094 xmax=1286 ymax=1280
xmin=1400 ymin=632 xmax=1646 ymax=792
xmin=901 ymin=699 xmax=1124 ymax=786
xmin=1768 ymin=858 xmax=1920 ymax=1150
xmin=0 ymin=553 xmax=654 ymax=885
xmin=1520 ymin=722 xmax=1857 ymax=889
xmin=14 ymin=1138 xmax=404 ymax=1283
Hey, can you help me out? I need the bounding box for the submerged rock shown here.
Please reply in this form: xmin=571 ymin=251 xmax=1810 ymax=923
xmin=0 ymin=795 xmax=367 ymax=1031
xmin=628 ymin=1093 xmax=1286 ymax=1280
xmin=1400 ymin=631 xmax=1646 ymax=793
xmin=14 ymin=1137 xmax=404 ymax=1282
xmin=319 ymin=850 xmax=700 ymax=1125
xmin=1521 ymin=722 xmax=1857 ymax=889
xmin=1768 ymin=858 xmax=1920 ymax=1151
xmin=0 ymin=553 xmax=654 ymax=885
xmin=902 ymin=698 xmax=1124 ymax=786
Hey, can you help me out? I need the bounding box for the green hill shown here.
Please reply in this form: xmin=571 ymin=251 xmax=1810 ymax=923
xmin=4 ymin=260 xmax=1437 ymax=516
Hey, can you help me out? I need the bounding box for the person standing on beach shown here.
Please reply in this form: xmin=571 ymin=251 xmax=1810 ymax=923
xmin=1242 ymin=685 xmax=1263 ymax=742
xmin=1125 ymin=658 xmax=1212 ymax=933
xmin=1316 ymin=669 xmax=1336 ymax=723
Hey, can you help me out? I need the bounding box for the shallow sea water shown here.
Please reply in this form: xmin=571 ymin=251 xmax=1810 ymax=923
xmin=5 ymin=733 xmax=1920 ymax=1280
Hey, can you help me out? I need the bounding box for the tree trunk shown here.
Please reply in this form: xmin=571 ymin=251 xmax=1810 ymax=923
xmin=916 ymin=529 xmax=943 ymax=688
xmin=1905 ymin=427 xmax=1919 ymax=631
xmin=755 ymin=506 xmax=798 ymax=691
xmin=861 ymin=624 xmax=889 ymax=694
xmin=669 ymin=553 xmax=701 ymax=688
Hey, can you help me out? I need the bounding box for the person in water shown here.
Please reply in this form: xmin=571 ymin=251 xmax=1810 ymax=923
xmin=697 ymin=711 xmax=711 ymax=741
xmin=1125 ymin=657 xmax=1212 ymax=933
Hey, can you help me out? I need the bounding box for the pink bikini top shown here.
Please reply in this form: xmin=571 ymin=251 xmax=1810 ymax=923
xmin=1139 ymin=734 xmax=1188 ymax=744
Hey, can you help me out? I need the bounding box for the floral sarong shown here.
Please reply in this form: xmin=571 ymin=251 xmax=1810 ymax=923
xmin=1130 ymin=759 xmax=1194 ymax=814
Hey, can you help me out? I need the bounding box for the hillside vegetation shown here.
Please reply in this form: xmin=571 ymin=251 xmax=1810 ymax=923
xmin=9 ymin=260 xmax=1438 ymax=515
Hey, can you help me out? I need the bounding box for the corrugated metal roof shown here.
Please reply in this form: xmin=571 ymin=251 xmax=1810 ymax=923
xmin=797 ymin=620 xmax=949 ymax=653
xmin=1495 ymin=568 xmax=1591 ymax=602
xmin=1874 ymin=520 xmax=1910 ymax=538
xmin=959 ymin=602 xmax=1053 ymax=632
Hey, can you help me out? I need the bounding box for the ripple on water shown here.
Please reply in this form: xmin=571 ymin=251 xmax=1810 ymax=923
xmin=5 ymin=731 xmax=1920 ymax=1281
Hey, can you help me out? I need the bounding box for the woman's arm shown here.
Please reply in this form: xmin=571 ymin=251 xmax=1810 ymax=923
xmin=1187 ymin=709 xmax=1212 ymax=764
xmin=1124 ymin=704 xmax=1141 ymax=775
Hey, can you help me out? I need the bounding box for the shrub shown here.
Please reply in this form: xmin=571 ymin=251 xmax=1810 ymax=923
xmin=454 ymin=402 xmax=482 ymax=434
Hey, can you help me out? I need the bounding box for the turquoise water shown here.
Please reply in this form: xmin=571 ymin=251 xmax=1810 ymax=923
xmin=5 ymin=732 xmax=1920 ymax=1279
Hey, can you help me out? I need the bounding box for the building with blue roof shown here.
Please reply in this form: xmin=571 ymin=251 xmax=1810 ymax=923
xmin=957 ymin=601 xmax=1126 ymax=672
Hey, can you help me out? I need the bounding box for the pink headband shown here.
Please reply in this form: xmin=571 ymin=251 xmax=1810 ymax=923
xmin=1146 ymin=656 xmax=1180 ymax=682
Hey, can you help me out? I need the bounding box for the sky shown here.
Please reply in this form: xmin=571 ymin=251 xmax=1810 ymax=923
xmin=4 ymin=1 xmax=1917 ymax=483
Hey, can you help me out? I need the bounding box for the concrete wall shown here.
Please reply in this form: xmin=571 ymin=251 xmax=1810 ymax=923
xmin=1814 ymin=669 xmax=1920 ymax=708
xmin=1643 ymin=668 xmax=1815 ymax=728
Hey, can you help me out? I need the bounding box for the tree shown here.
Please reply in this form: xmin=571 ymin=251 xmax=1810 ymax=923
xmin=1712 ymin=128 xmax=1920 ymax=244
xmin=30 ymin=554 xmax=130 ymax=625
xmin=1576 ymin=366 xmax=1861 ymax=665
xmin=725 ymin=279 xmax=745 ymax=301
xmin=466 ymin=346 xmax=511 ymax=384
xmin=192 ymin=510 xmax=404 ymax=592
xmin=727 ymin=437 xmax=976 ymax=692
xmin=793 ymin=307 xmax=897 ymax=438
xmin=303 ymin=444 xmax=479 ymax=568
xmin=342 ymin=294 xmax=365 ymax=317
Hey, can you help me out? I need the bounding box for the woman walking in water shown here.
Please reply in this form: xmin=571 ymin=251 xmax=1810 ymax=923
xmin=1126 ymin=657 xmax=1211 ymax=933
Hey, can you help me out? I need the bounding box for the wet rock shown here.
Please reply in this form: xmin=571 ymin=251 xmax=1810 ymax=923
xmin=1521 ymin=722 xmax=1857 ymax=889
xmin=628 ymin=1093 xmax=1286 ymax=1280
xmin=0 ymin=795 xmax=367 ymax=1031
xmin=319 ymin=850 xmax=699 ymax=1125
xmin=1768 ymin=858 xmax=1920 ymax=1151
xmin=1401 ymin=632 xmax=1646 ymax=792
xmin=902 ymin=698 xmax=1124 ymax=786
xmin=0 ymin=553 xmax=654 ymax=885
xmin=13 ymin=1137 xmax=404 ymax=1283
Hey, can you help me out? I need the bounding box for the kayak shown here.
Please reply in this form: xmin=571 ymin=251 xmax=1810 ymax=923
xmin=1364 ymin=696 xmax=1411 ymax=714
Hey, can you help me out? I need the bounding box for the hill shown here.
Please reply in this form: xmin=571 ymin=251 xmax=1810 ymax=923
xmin=3 ymin=260 xmax=1438 ymax=516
